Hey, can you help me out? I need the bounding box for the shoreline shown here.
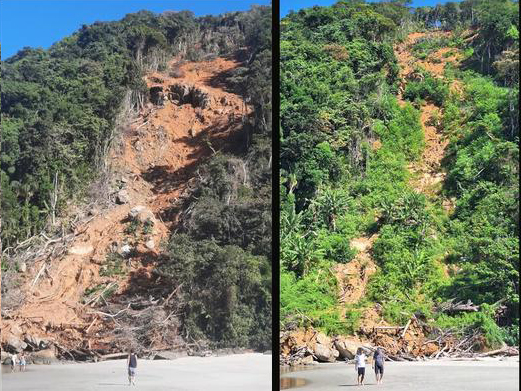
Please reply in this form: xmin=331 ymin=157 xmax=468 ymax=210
xmin=280 ymin=354 xmax=520 ymax=368
xmin=280 ymin=358 xmax=519 ymax=391
xmin=2 ymin=348 xmax=271 ymax=368
xmin=2 ymin=352 xmax=271 ymax=390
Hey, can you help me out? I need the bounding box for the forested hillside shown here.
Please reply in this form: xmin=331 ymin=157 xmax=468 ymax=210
xmin=1 ymin=6 xmax=271 ymax=355
xmin=280 ymin=0 xmax=518 ymax=362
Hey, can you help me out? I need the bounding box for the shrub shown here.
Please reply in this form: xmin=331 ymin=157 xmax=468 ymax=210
xmin=403 ymin=72 xmax=449 ymax=106
xmin=100 ymin=253 xmax=126 ymax=277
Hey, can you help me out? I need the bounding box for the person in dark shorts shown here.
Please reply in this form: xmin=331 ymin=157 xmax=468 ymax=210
xmin=127 ymin=349 xmax=138 ymax=386
xmin=354 ymin=348 xmax=367 ymax=386
xmin=373 ymin=347 xmax=385 ymax=385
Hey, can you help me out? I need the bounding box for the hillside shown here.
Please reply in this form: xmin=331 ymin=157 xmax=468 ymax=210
xmin=280 ymin=0 xmax=518 ymax=364
xmin=1 ymin=6 xmax=272 ymax=359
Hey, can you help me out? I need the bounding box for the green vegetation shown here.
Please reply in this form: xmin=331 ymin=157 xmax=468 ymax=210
xmin=83 ymin=282 xmax=118 ymax=303
xmin=281 ymin=0 xmax=518 ymax=349
xmin=100 ymin=252 xmax=126 ymax=277
xmin=157 ymin=234 xmax=271 ymax=350
xmin=403 ymin=69 xmax=450 ymax=105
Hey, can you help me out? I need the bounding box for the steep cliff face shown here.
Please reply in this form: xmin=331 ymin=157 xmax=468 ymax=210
xmin=1 ymin=57 xmax=251 ymax=359
xmin=1 ymin=6 xmax=272 ymax=360
xmin=281 ymin=0 xmax=518 ymax=365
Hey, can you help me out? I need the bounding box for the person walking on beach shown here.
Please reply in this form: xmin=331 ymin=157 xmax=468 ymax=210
xmin=10 ymin=353 xmax=17 ymax=373
xmin=354 ymin=348 xmax=367 ymax=386
xmin=127 ymin=349 xmax=138 ymax=386
xmin=372 ymin=347 xmax=385 ymax=385
xmin=18 ymin=352 xmax=26 ymax=372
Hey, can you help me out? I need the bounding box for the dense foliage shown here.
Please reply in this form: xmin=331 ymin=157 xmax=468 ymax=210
xmin=1 ymin=6 xmax=272 ymax=350
xmin=281 ymin=0 xmax=518 ymax=347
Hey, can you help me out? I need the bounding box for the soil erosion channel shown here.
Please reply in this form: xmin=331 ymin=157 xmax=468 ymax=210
xmin=1 ymin=57 xmax=249 ymax=357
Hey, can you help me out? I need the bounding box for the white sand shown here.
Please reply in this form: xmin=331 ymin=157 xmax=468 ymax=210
xmin=2 ymin=353 xmax=271 ymax=390
xmin=281 ymin=357 xmax=519 ymax=391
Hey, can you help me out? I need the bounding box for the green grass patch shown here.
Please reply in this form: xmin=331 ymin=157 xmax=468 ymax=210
xmin=100 ymin=252 xmax=126 ymax=277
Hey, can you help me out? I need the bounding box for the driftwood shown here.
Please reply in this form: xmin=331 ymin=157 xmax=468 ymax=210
xmin=436 ymin=299 xmax=479 ymax=314
xmin=400 ymin=318 xmax=412 ymax=338
xmin=478 ymin=346 xmax=519 ymax=357
xmin=100 ymin=352 xmax=129 ymax=360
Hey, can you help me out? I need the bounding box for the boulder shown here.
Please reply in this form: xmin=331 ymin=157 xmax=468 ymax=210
xmin=301 ymin=355 xmax=315 ymax=365
xmin=68 ymin=244 xmax=94 ymax=256
xmin=116 ymin=189 xmax=130 ymax=204
xmin=334 ymin=338 xmax=360 ymax=360
xmin=6 ymin=336 xmax=27 ymax=352
xmin=169 ymin=83 xmax=210 ymax=109
xmin=119 ymin=244 xmax=132 ymax=256
xmin=145 ymin=240 xmax=155 ymax=250
xmin=315 ymin=332 xmax=331 ymax=346
xmin=129 ymin=206 xmax=155 ymax=224
xmin=314 ymin=343 xmax=339 ymax=363
xmin=1 ymin=350 xmax=10 ymax=363
xmin=30 ymin=348 xmax=58 ymax=365
xmin=152 ymin=351 xmax=187 ymax=360
xmin=24 ymin=335 xmax=43 ymax=349
xmin=150 ymin=86 xmax=165 ymax=106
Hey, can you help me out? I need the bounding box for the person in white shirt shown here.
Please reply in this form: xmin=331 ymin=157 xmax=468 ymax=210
xmin=354 ymin=348 xmax=367 ymax=386
xmin=10 ymin=353 xmax=17 ymax=373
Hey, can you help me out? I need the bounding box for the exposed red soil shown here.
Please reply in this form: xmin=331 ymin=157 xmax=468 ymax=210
xmin=325 ymin=31 xmax=464 ymax=355
xmin=395 ymin=32 xmax=462 ymax=200
xmin=1 ymin=57 xmax=249 ymax=354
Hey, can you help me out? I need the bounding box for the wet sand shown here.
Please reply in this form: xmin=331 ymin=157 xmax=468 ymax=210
xmin=280 ymin=358 xmax=519 ymax=391
xmin=2 ymin=353 xmax=271 ymax=390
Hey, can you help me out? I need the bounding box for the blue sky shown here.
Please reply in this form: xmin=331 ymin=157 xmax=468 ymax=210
xmin=281 ymin=0 xmax=461 ymax=18
xmin=0 ymin=0 xmax=271 ymax=59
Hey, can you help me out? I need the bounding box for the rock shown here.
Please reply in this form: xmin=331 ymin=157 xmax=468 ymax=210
xmin=314 ymin=343 xmax=339 ymax=363
xmin=119 ymin=244 xmax=132 ymax=256
xmin=150 ymin=86 xmax=165 ymax=106
xmin=169 ymin=83 xmax=210 ymax=109
xmin=30 ymin=348 xmax=58 ymax=365
xmin=3 ymin=357 xmax=15 ymax=366
xmin=152 ymin=351 xmax=187 ymax=360
xmin=6 ymin=336 xmax=27 ymax=352
xmin=301 ymin=355 xmax=314 ymax=365
xmin=19 ymin=261 xmax=27 ymax=273
xmin=68 ymin=244 xmax=94 ymax=256
xmin=116 ymin=189 xmax=130 ymax=204
xmin=334 ymin=338 xmax=360 ymax=360
xmin=129 ymin=206 xmax=155 ymax=224
xmin=24 ymin=335 xmax=42 ymax=349
xmin=315 ymin=332 xmax=331 ymax=346
xmin=145 ymin=240 xmax=155 ymax=250
xmin=1 ymin=350 xmax=10 ymax=363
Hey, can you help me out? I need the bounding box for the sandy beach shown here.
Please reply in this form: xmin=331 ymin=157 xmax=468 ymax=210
xmin=281 ymin=357 xmax=520 ymax=391
xmin=2 ymin=353 xmax=271 ymax=390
